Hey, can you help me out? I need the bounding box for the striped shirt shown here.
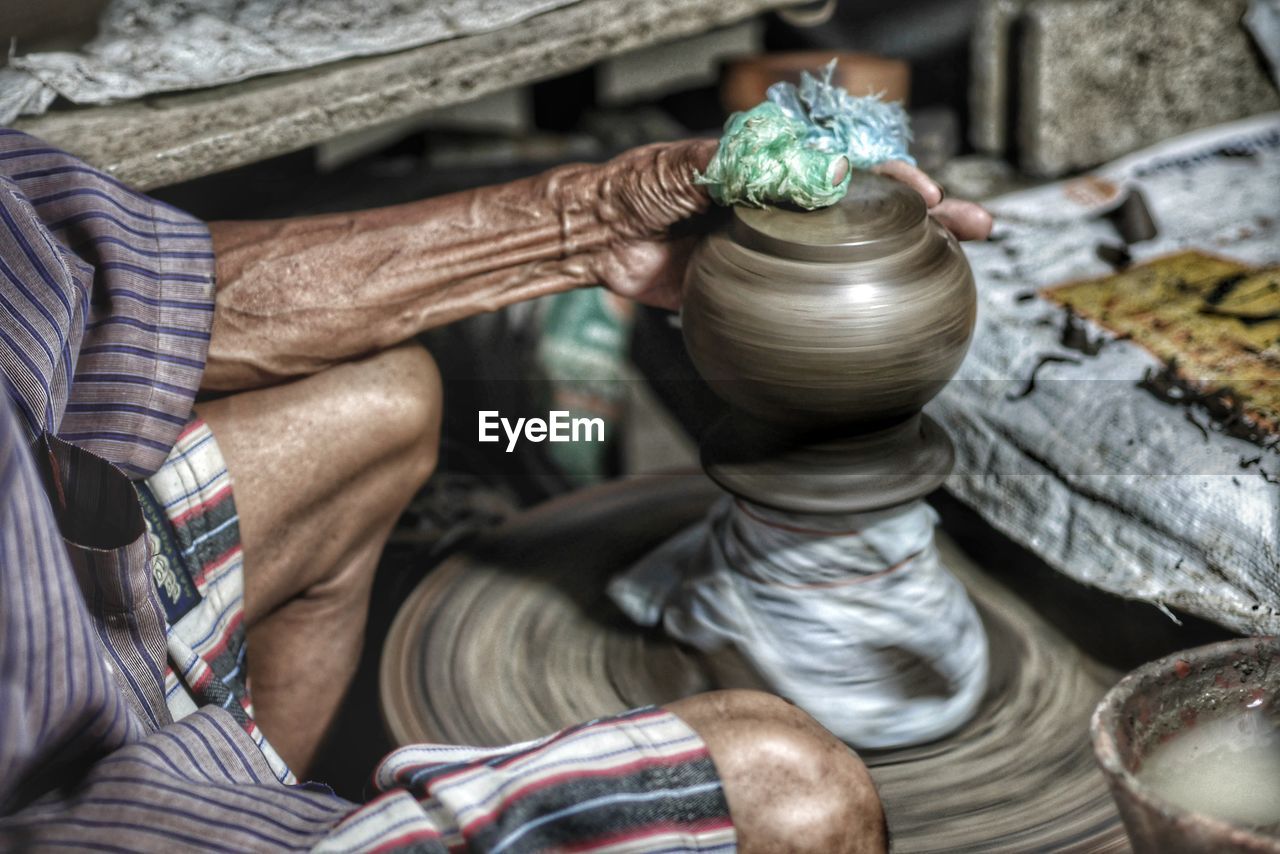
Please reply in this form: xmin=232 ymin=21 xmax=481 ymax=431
xmin=0 ymin=129 xmax=356 ymax=849
xmin=0 ymin=129 xmax=214 ymax=478
xmin=0 ymin=132 xmax=733 ymax=852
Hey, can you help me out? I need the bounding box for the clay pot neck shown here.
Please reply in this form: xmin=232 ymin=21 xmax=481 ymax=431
xmin=731 ymin=171 xmax=928 ymax=263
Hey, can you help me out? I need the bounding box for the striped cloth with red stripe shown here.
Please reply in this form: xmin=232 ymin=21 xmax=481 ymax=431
xmin=321 ymin=706 xmax=735 ymax=853
xmin=142 ymin=416 xmax=295 ymax=784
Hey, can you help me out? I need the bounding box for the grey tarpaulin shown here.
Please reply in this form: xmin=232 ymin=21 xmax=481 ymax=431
xmin=0 ymin=0 xmax=583 ymax=123
xmin=931 ymin=113 xmax=1280 ymax=635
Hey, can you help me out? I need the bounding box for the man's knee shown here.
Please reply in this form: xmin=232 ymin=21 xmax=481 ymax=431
xmin=362 ymin=342 xmax=442 ymax=488
xmin=666 ymin=690 xmax=887 ymax=854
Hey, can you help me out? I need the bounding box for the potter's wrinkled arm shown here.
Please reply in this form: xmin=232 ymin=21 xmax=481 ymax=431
xmin=202 ymin=138 xmax=988 ymax=392
xmin=202 ymin=141 xmax=715 ymax=391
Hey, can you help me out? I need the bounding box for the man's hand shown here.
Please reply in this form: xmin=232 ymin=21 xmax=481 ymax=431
xmin=873 ymin=159 xmax=994 ymax=243
xmin=581 ymin=140 xmax=993 ymax=311
xmin=570 ymin=140 xmax=718 ymax=311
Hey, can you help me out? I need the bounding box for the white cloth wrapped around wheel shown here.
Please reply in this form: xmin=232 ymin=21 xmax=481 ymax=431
xmin=608 ymin=497 xmax=989 ymax=748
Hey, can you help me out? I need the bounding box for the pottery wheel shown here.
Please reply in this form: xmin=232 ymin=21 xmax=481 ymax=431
xmin=381 ymin=475 xmax=1128 ymax=853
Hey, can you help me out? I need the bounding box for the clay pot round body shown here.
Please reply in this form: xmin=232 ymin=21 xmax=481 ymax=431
xmin=681 ymin=172 xmax=976 ymax=431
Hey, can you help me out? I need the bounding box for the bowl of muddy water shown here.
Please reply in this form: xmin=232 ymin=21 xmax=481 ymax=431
xmin=1092 ymin=636 xmax=1280 ymax=853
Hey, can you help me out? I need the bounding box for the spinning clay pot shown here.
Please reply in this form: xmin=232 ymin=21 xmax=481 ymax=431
xmin=681 ymin=171 xmax=976 ymax=430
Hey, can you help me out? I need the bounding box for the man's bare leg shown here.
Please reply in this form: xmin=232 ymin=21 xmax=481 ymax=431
xmin=667 ymin=691 xmax=888 ymax=854
xmin=196 ymin=343 xmax=442 ymax=776
xmin=197 ymin=344 xmax=886 ymax=849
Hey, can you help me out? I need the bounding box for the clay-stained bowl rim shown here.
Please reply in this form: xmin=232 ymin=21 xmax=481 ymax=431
xmin=1090 ymin=636 xmax=1280 ymax=851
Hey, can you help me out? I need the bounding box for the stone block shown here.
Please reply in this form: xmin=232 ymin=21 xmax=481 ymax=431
xmin=970 ymin=0 xmax=1280 ymax=177
xmin=968 ymin=0 xmax=1025 ymax=157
